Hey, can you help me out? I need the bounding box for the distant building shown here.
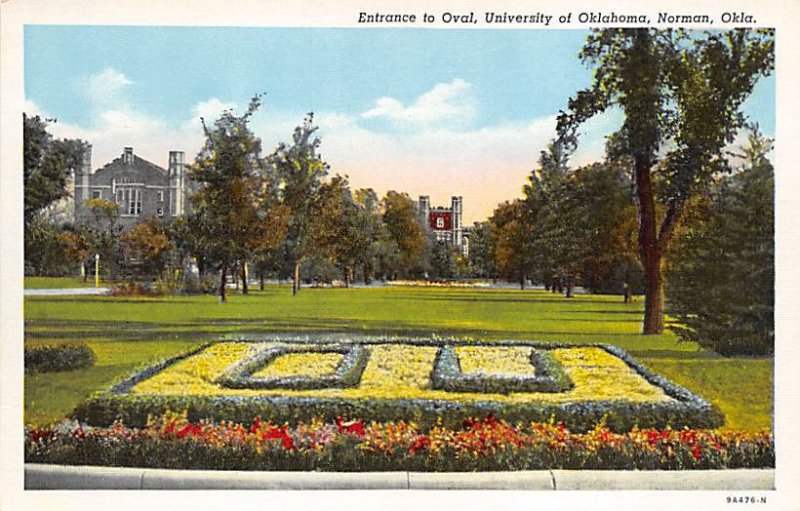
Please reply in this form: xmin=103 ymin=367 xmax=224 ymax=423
xmin=75 ymin=146 xmax=189 ymax=229
xmin=418 ymin=195 xmax=467 ymax=256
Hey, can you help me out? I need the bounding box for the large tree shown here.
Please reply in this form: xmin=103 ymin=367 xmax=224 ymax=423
xmin=189 ymin=95 xmax=283 ymax=302
xmin=558 ymin=28 xmax=774 ymax=333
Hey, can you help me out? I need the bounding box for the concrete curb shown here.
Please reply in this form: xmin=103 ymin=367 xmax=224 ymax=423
xmin=25 ymin=464 xmax=774 ymax=490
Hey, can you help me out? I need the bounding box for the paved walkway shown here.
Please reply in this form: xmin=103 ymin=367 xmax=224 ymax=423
xmin=24 ymin=287 xmax=109 ymax=296
xmin=25 ymin=464 xmax=775 ymax=490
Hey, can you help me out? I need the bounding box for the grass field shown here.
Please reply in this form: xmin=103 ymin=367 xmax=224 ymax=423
xmin=23 ymin=285 xmax=773 ymax=431
xmin=24 ymin=276 xmax=103 ymax=289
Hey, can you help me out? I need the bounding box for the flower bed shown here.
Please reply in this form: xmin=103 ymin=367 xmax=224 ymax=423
xmin=26 ymin=414 xmax=773 ymax=471
xmin=385 ymin=280 xmax=491 ymax=288
xmin=72 ymin=338 xmax=724 ymax=432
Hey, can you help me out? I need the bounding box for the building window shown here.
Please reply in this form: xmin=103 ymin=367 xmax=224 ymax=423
xmin=92 ymin=190 xmax=101 ymax=199
xmin=118 ymin=187 xmax=142 ymax=216
xmin=157 ymin=191 xmax=164 ymax=202
xmin=436 ymin=217 xmax=445 ymax=228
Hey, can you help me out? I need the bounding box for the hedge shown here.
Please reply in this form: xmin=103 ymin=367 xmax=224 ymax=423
xmin=431 ymin=345 xmax=573 ymax=394
xmin=25 ymin=344 xmax=95 ymax=373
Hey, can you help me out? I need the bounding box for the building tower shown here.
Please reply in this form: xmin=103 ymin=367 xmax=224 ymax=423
xmin=74 ymin=144 xmax=92 ymax=211
xmin=418 ymin=195 xmax=430 ymax=223
xmin=451 ymin=195 xmax=463 ymax=248
xmin=169 ymin=151 xmax=186 ymax=217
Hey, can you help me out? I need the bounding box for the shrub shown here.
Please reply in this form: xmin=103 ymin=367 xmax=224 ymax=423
xmin=666 ymin=134 xmax=774 ymax=356
xmin=431 ymin=345 xmax=573 ymax=393
xmin=109 ymin=282 xmax=158 ymax=297
xmin=25 ymin=344 xmax=95 ymax=373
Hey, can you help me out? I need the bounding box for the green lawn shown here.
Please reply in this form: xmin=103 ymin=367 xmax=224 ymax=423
xmin=24 ymin=276 xmax=103 ymax=289
xmin=24 ymin=285 xmax=773 ymax=431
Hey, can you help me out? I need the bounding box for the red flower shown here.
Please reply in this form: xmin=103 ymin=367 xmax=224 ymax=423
xmin=409 ymin=436 xmax=430 ymax=455
xmin=260 ymin=425 xmax=295 ymax=450
xmin=692 ymin=444 xmax=702 ymax=461
xmin=250 ymin=417 xmax=263 ymax=433
xmin=336 ymin=418 xmax=366 ymax=437
xmin=176 ymin=423 xmax=194 ymax=439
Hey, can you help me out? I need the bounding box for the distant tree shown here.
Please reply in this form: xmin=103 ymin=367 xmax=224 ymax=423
xmin=122 ymin=217 xmax=173 ymax=279
xmin=558 ymin=28 xmax=774 ymax=333
xmin=467 ymin=221 xmax=496 ymax=279
xmin=666 ymin=128 xmax=774 ymax=355
xmin=489 ymin=200 xmax=532 ymax=289
xmin=269 ymin=114 xmax=329 ymax=295
xmin=80 ymin=198 xmax=122 ymax=280
xmin=381 ymin=191 xmax=427 ymax=278
xmin=353 ymin=188 xmax=385 ymax=284
xmin=523 ymin=139 xmax=574 ymax=293
xmin=429 ymin=239 xmax=457 ymax=280
xmin=309 ymin=175 xmax=362 ymax=287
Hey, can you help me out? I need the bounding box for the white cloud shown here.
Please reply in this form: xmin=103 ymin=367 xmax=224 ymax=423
xmin=185 ymin=98 xmax=239 ymax=130
xmin=361 ymin=79 xmax=477 ymax=128
xmin=87 ymin=68 xmax=133 ymax=110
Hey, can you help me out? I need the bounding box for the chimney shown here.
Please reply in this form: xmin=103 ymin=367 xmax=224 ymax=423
xmin=123 ymin=147 xmax=134 ymax=165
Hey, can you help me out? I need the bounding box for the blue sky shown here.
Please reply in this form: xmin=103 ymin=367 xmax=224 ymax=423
xmin=25 ymin=26 xmax=775 ymax=222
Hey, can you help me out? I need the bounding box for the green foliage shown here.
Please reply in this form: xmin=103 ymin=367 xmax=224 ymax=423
xmin=666 ymin=129 xmax=774 ymax=356
xmin=489 ymin=199 xmax=532 ymax=287
xmin=269 ymin=113 xmax=329 ymax=293
xmin=189 ymin=95 xmax=286 ymax=299
xmin=23 ymin=114 xmax=88 ymax=223
xmin=25 ymin=344 xmax=95 ymax=374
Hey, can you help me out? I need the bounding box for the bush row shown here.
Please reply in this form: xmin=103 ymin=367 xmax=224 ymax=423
xmin=26 ymin=414 xmax=773 ymax=471
xmin=430 ymin=346 xmax=573 ymax=394
xmin=24 ymin=344 xmax=95 ymax=374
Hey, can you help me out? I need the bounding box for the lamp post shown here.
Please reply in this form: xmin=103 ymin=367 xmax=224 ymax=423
xmin=94 ymin=254 xmax=100 ymax=288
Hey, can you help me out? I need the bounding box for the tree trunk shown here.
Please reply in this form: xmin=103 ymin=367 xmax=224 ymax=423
xmin=240 ymin=261 xmax=248 ymax=295
xmin=565 ymin=276 xmax=573 ymax=298
xmin=219 ymin=265 xmax=227 ymax=303
xmin=259 ymin=271 xmax=265 ymax=291
xmin=635 ymin=159 xmax=665 ymax=334
xmin=292 ymin=261 xmax=300 ymax=296
xmin=519 ymin=273 xmax=525 ymax=290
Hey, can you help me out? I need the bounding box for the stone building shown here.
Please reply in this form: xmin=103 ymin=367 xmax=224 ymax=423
xmin=75 ymin=146 xmax=189 ymax=229
xmin=418 ymin=195 xmax=467 ymax=255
